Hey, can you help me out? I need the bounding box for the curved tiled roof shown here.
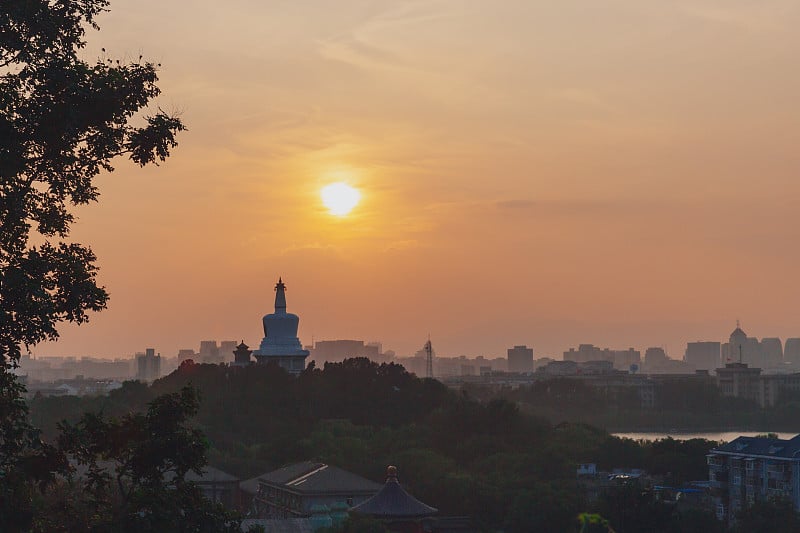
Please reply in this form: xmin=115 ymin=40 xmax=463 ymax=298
xmin=350 ymin=467 xmax=437 ymax=519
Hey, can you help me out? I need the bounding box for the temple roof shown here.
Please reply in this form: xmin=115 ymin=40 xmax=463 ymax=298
xmin=349 ymin=466 xmax=438 ymax=519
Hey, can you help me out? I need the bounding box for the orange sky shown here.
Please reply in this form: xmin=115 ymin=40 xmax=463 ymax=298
xmin=40 ymin=1 xmax=800 ymax=359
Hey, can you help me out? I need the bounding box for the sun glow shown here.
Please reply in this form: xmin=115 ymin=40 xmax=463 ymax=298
xmin=320 ymin=182 xmax=361 ymax=216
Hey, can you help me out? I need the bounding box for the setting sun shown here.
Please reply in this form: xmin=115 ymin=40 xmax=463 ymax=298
xmin=320 ymin=182 xmax=361 ymax=216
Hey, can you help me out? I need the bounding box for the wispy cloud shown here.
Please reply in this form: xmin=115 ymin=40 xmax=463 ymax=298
xmin=678 ymin=2 xmax=791 ymax=33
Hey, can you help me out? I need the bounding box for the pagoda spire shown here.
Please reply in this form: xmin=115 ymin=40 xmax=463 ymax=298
xmin=274 ymin=277 xmax=287 ymax=313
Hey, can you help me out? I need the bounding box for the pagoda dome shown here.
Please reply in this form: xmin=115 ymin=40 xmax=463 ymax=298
xmin=253 ymin=277 xmax=309 ymax=367
xmin=262 ymin=309 xmax=300 ymax=339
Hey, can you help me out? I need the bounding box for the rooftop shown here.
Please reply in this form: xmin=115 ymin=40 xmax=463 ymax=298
xmin=350 ymin=466 xmax=438 ymax=519
xmin=259 ymin=461 xmax=382 ymax=495
xmin=712 ymin=434 xmax=800 ymax=459
xmin=185 ymin=465 xmax=239 ymax=484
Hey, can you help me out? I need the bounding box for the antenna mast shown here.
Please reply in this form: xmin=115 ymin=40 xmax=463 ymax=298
xmin=424 ymin=336 xmax=433 ymax=378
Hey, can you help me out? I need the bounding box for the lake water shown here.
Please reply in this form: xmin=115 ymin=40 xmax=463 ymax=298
xmin=613 ymin=431 xmax=798 ymax=442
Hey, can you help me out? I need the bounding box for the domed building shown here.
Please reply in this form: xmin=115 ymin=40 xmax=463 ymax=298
xmin=253 ymin=278 xmax=309 ymax=375
xmin=729 ymin=324 xmax=747 ymax=363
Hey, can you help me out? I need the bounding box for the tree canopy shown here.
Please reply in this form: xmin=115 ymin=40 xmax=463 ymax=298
xmin=1 ymin=2 xmax=184 ymax=530
xmin=0 ymin=0 xmax=184 ymax=367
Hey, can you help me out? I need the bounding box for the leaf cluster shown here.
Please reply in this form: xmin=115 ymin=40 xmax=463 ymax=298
xmin=0 ymin=0 xmax=184 ymax=367
xmin=35 ymin=386 xmax=239 ymax=533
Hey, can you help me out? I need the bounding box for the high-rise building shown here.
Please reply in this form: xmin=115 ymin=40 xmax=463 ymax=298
xmin=644 ymin=347 xmax=668 ymax=366
xmin=564 ymin=344 xmax=602 ymax=363
xmin=744 ymin=337 xmax=761 ymax=366
xmin=219 ymin=340 xmax=237 ymax=362
xmin=685 ymin=342 xmax=721 ymax=371
xmin=721 ymin=324 xmax=759 ymax=365
xmin=760 ymin=337 xmax=783 ymax=369
xmin=507 ymin=345 xmax=534 ymax=373
xmin=310 ymin=340 xmax=381 ymax=363
xmin=198 ymin=340 xmax=220 ymax=363
xmin=785 ymin=338 xmax=800 ymax=366
xmin=564 ymin=345 xmax=638 ymax=370
xmin=613 ymin=349 xmax=641 ymax=371
xmin=136 ymin=348 xmax=161 ymax=382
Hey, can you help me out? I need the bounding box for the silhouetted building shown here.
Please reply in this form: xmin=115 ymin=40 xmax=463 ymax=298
xmin=507 ymin=345 xmax=533 ymax=373
xmin=135 ymin=348 xmax=161 ymax=382
xmin=542 ymin=360 xmax=579 ymax=375
xmin=310 ymin=340 xmax=381 ymax=363
xmin=685 ymin=342 xmax=721 ymax=371
xmin=644 ymin=347 xmax=667 ymax=367
xmin=760 ymin=337 xmax=783 ymax=369
xmin=786 ymin=338 xmax=800 ymax=367
xmin=254 ymin=461 xmax=382 ymax=519
xmin=756 ymin=374 xmax=800 ymax=407
xmin=199 ymin=340 xmax=221 ymax=364
xmin=716 ymin=363 xmax=761 ymax=404
xmin=232 ymin=341 xmax=253 ymax=367
xmin=564 ymin=344 xmax=603 ymax=363
xmin=721 ymin=324 xmax=760 ymax=366
xmin=219 ymin=340 xmax=237 ymax=363
xmin=612 ymin=348 xmax=641 ymax=371
xmin=564 ymin=344 xmax=639 ymax=371
xmin=253 ymin=278 xmax=309 ymax=375
xmin=16 ymin=354 xmax=133 ymax=381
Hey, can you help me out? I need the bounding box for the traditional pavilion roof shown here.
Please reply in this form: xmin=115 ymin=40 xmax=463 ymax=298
xmin=349 ymin=466 xmax=438 ymax=519
xmin=259 ymin=461 xmax=382 ymax=495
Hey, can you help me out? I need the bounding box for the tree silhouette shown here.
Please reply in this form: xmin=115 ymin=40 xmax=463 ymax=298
xmin=0 ymin=0 xmax=184 ymax=368
xmin=51 ymin=387 xmax=240 ymax=532
xmin=0 ymin=2 xmax=184 ymax=529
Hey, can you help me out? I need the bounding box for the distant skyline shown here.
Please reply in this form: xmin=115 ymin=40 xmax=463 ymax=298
xmin=38 ymin=1 xmax=800 ymax=359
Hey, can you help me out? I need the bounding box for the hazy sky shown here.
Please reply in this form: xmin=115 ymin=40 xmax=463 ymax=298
xmin=40 ymin=0 xmax=800 ymax=359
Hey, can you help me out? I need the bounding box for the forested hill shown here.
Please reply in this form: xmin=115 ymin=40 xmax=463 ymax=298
xmin=28 ymin=358 xmax=718 ymax=532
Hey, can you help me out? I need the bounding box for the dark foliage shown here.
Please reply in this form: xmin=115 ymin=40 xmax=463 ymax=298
xmin=0 ymin=0 xmax=184 ymax=367
xmin=46 ymin=386 xmax=239 ymax=532
xmin=30 ymin=359 xmax=726 ymax=532
xmin=507 ymin=377 xmax=786 ymax=431
xmin=1 ymin=1 xmax=185 ymax=530
xmin=733 ymin=498 xmax=800 ymax=533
